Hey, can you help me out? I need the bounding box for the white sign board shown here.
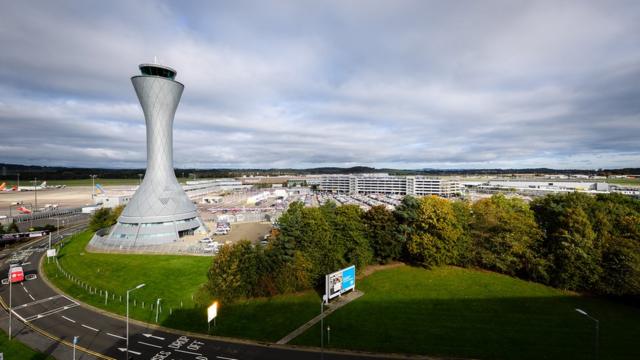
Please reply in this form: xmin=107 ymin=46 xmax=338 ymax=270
xmin=47 ymin=249 xmax=57 ymax=257
xmin=207 ymin=302 xmax=218 ymax=323
xmin=325 ymin=265 xmax=356 ymax=302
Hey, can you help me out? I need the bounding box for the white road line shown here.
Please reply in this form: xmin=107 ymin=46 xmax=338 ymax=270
xmin=107 ymin=332 xmax=126 ymax=340
xmin=217 ymin=356 xmax=239 ymax=360
xmin=81 ymin=324 xmax=100 ymax=332
xmin=175 ymin=349 xmax=202 ymax=356
xmin=13 ymin=295 xmax=63 ymax=310
xmin=138 ymin=341 xmax=162 ymax=348
xmin=28 ymin=294 xmax=35 ymax=301
xmin=61 ymin=315 xmax=76 ymax=323
xmin=24 ymin=304 xmax=79 ymax=322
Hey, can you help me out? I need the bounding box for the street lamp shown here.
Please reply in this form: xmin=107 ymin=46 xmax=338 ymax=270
xmin=127 ymin=283 xmax=145 ymax=359
xmin=8 ymin=273 xmax=12 ymax=340
xmin=32 ymin=177 xmax=38 ymax=214
xmin=90 ymin=175 xmax=98 ymax=201
xmin=575 ymin=308 xmax=599 ymax=360
xmin=73 ymin=336 xmax=79 ymax=360
xmin=137 ymin=173 xmax=143 ymax=185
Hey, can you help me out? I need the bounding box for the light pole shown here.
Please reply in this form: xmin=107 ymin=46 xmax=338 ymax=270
xmin=73 ymin=336 xmax=79 ymax=360
xmin=320 ymin=295 xmax=327 ymax=360
xmin=32 ymin=177 xmax=38 ymax=214
xmin=90 ymin=175 xmax=97 ymax=201
xmin=576 ymin=308 xmax=599 ymax=360
xmin=127 ymin=283 xmax=145 ymax=359
xmin=137 ymin=174 xmax=143 ymax=185
xmin=17 ymin=173 xmax=19 ymax=189
xmin=8 ymin=274 xmax=12 ymax=340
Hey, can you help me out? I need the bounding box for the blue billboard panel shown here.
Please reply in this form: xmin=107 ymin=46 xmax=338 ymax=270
xmin=341 ymin=265 xmax=355 ymax=292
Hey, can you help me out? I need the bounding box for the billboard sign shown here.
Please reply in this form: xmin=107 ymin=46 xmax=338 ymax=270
xmin=325 ymin=265 xmax=356 ymax=301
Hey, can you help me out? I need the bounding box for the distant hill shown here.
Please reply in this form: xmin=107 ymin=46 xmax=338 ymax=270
xmin=0 ymin=163 xmax=638 ymax=180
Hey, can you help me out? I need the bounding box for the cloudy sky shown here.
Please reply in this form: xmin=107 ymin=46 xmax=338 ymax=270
xmin=1 ymin=1 xmax=639 ymax=169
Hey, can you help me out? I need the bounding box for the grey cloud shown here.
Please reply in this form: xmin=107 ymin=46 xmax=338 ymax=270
xmin=0 ymin=0 xmax=639 ymax=169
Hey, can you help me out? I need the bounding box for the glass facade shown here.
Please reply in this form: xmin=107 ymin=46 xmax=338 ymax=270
xmin=140 ymin=65 xmax=176 ymax=80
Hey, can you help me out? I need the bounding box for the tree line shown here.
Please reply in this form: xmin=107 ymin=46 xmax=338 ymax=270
xmin=204 ymin=192 xmax=639 ymax=304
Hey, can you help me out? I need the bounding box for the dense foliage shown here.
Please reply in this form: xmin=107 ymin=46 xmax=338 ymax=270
xmin=206 ymin=193 xmax=640 ymax=303
xmin=88 ymin=205 xmax=123 ymax=232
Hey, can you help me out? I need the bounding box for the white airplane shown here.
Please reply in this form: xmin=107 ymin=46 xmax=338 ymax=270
xmin=19 ymin=181 xmax=48 ymax=191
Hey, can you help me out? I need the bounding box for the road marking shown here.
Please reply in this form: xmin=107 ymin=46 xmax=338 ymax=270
xmin=117 ymin=348 xmax=141 ymax=355
xmin=61 ymin=315 xmax=76 ymax=323
xmin=175 ymin=349 xmax=202 ymax=356
xmin=217 ymin=356 xmax=239 ymax=360
xmin=81 ymin=324 xmax=100 ymax=332
xmin=28 ymin=294 xmax=35 ymax=301
xmin=24 ymin=303 xmax=79 ymax=322
xmin=142 ymin=333 xmax=165 ymax=340
xmin=107 ymin=332 xmax=126 ymax=340
xmin=13 ymin=295 xmax=63 ymax=309
xmin=21 ymin=262 xmax=31 ymax=266
xmin=138 ymin=341 xmax=162 ymax=348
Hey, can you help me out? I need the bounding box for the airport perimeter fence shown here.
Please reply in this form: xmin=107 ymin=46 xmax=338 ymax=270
xmin=49 ymin=255 xmax=202 ymax=324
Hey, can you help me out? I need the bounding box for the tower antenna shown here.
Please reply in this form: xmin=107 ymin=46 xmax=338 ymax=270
xmin=154 ymin=56 xmax=158 ymax=64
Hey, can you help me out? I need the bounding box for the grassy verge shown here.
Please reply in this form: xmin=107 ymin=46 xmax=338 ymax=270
xmin=292 ymin=266 xmax=640 ymax=360
xmin=0 ymin=329 xmax=54 ymax=359
xmin=42 ymin=231 xmax=320 ymax=342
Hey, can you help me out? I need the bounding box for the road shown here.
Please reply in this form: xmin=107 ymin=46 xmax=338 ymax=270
xmin=0 ymin=228 xmax=396 ymax=360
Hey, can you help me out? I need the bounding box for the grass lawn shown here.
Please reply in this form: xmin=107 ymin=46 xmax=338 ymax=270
xmin=43 ymin=231 xmax=320 ymax=342
xmin=0 ymin=329 xmax=54 ymax=360
xmin=606 ymin=178 xmax=640 ymax=186
xmin=292 ymin=266 xmax=640 ymax=360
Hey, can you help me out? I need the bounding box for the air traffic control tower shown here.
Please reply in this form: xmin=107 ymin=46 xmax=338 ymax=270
xmin=101 ymin=64 xmax=206 ymax=247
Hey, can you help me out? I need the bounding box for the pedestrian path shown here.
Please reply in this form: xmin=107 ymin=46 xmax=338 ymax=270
xmin=276 ymin=289 xmax=364 ymax=344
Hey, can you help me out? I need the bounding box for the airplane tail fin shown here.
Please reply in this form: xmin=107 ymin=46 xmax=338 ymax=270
xmin=96 ymin=184 xmax=105 ymax=194
xmin=41 ymin=181 xmax=47 ymax=187
xmin=17 ymin=206 xmax=32 ymax=214
xmin=0 ymin=183 xmax=5 ymax=191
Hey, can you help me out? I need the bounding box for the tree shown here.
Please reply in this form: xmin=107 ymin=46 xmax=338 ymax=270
xmin=406 ymin=196 xmax=462 ymax=268
xmin=394 ymin=195 xmax=421 ymax=259
xmin=7 ymin=221 xmax=19 ymax=233
xmin=470 ymin=194 xmax=547 ymax=280
xmin=89 ymin=207 xmax=113 ymax=232
xmin=0 ymin=223 xmax=4 ymax=235
xmin=333 ymin=205 xmax=372 ymax=270
xmin=364 ymin=205 xmax=401 ymax=263
xmin=549 ymin=206 xmax=601 ymax=290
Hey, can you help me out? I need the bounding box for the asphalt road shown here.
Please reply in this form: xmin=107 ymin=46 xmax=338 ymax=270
xmin=0 ymin=230 xmax=394 ymax=360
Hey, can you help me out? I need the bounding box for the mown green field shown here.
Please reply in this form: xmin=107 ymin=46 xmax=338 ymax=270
xmin=292 ymin=266 xmax=640 ymax=360
xmin=0 ymin=329 xmax=54 ymax=360
xmin=43 ymin=231 xmax=320 ymax=341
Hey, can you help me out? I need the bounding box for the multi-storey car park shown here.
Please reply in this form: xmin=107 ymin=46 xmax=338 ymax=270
xmin=319 ymin=174 xmax=462 ymax=197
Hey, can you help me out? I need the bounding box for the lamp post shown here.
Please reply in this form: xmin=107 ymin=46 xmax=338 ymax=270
xmin=73 ymin=336 xmax=79 ymax=360
xmin=320 ymin=295 xmax=327 ymax=360
xmin=90 ymin=175 xmax=97 ymax=201
xmin=575 ymin=308 xmax=599 ymax=360
xmin=137 ymin=174 xmax=143 ymax=185
xmin=32 ymin=177 xmax=38 ymax=214
xmin=8 ymin=274 xmax=12 ymax=340
xmin=127 ymin=283 xmax=145 ymax=359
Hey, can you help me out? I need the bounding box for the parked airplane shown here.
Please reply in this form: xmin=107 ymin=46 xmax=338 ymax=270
xmin=16 ymin=206 xmax=32 ymax=214
xmin=0 ymin=183 xmax=18 ymax=192
xmin=19 ymin=181 xmax=47 ymax=191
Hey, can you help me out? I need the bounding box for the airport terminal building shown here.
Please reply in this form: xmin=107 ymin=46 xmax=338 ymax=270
xmin=319 ymin=174 xmax=461 ymax=197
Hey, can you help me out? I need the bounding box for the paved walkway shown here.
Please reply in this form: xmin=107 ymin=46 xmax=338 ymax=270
xmin=277 ymin=289 xmax=364 ymax=344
